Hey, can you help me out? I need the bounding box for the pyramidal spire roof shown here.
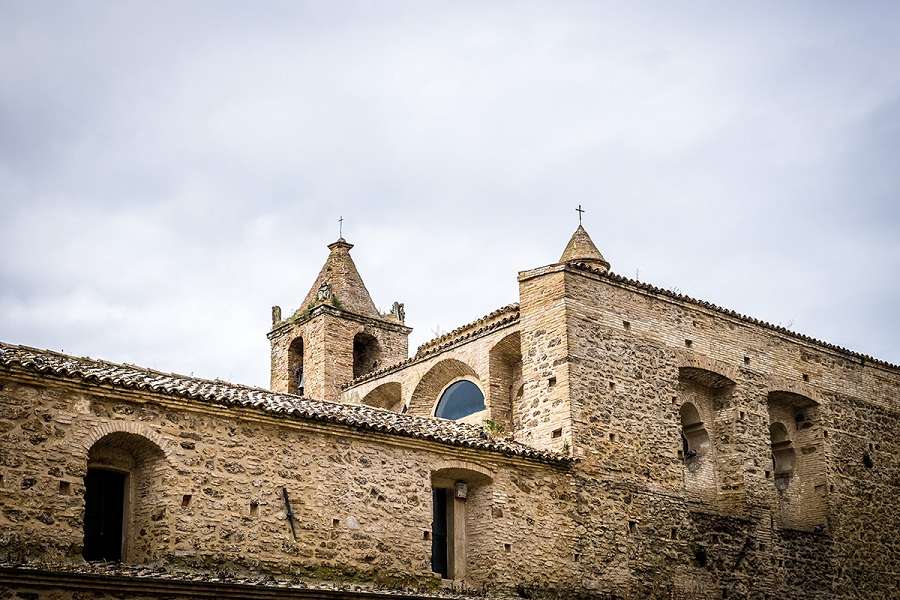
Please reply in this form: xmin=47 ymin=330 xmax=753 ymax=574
xmin=298 ymin=238 xmax=380 ymax=318
xmin=559 ymin=225 xmax=610 ymax=271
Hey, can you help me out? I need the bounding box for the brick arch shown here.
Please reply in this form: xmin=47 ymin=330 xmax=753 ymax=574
xmin=431 ymin=459 xmax=495 ymax=485
xmin=361 ymin=381 xmax=403 ymax=411
xmin=80 ymin=421 xmax=173 ymax=462
xmin=409 ymin=359 xmax=480 ymax=417
xmin=767 ymin=378 xmax=825 ymax=407
xmin=488 ymin=331 xmax=522 ymax=430
xmin=676 ymin=352 xmax=739 ymax=386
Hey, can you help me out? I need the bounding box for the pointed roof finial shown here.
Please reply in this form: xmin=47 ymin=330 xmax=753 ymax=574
xmin=559 ymin=210 xmax=610 ymax=271
xmin=298 ymin=234 xmax=379 ymax=319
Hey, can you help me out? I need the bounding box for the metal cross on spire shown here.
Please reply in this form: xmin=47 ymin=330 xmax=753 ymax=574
xmin=338 ymin=215 xmax=343 ymax=239
xmin=576 ymin=204 xmax=585 ymax=225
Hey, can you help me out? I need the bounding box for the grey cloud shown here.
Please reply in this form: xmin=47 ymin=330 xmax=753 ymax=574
xmin=1 ymin=1 xmax=898 ymax=386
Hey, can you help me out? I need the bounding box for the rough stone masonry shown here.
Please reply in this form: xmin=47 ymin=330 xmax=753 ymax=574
xmin=1 ymin=225 xmax=898 ymax=599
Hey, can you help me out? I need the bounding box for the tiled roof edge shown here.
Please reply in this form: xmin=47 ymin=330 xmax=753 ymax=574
xmin=343 ymin=304 xmax=520 ymax=388
xmin=0 ymin=562 xmax=478 ymax=598
xmin=569 ymin=262 xmax=900 ymax=372
xmin=0 ymin=342 xmax=569 ymax=466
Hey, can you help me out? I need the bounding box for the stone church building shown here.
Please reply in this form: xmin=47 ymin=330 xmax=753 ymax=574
xmin=1 ymin=225 xmax=898 ymax=599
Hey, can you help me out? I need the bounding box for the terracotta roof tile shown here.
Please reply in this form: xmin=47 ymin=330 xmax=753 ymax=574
xmin=0 ymin=562 xmax=479 ymax=598
xmin=0 ymin=341 xmax=566 ymax=465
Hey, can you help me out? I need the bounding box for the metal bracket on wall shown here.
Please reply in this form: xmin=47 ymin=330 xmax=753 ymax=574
xmin=281 ymin=486 xmax=297 ymax=541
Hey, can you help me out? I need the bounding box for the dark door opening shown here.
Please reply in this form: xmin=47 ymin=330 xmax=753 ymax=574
xmin=431 ymin=488 xmax=449 ymax=578
xmin=83 ymin=468 xmax=127 ymax=562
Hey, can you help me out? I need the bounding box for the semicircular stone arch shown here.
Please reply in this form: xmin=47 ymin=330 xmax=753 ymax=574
xmin=360 ymin=381 xmax=403 ymax=412
xmin=431 ymin=459 xmax=495 ymax=486
xmin=409 ymin=358 xmax=480 ymax=417
xmin=79 ymin=421 xmax=174 ymax=463
xmin=676 ymin=352 xmax=740 ymax=388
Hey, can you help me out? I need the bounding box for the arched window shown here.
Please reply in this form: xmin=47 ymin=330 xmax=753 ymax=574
xmin=435 ymin=380 xmax=485 ymax=420
xmin=766 ymin=391 xmax=825 ymax=529
xmin=679 ymin=402 xmax=710 ymax=461
xmin=353 ymin=332 xmax=381 ymax=379
xmin=769 ymin=422 xmax=796 ymax=490
xmin=676 ymin=366 xmax=734 ymax=509
xmin=288 ymin=337 xmax=304 ymax=395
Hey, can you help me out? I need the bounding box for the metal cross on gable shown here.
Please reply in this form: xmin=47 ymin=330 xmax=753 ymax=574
xmin=338 ymin=215 xmax=343 ymax=238
xmin=576 ymin=204 xmax=585 ymax=225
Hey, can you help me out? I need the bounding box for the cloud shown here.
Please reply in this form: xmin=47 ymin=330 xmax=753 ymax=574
xmin=1 ymin=1 xmax=898 ymax=386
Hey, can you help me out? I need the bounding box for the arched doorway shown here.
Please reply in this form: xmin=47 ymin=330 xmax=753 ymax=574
xmin=84 ymin=431 xmax=167 ymax=562
xmin=430 ymin=464 xmax=493 ymax=581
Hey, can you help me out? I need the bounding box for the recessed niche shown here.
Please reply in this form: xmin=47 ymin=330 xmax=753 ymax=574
xmin=250 ymin=500 xmax=259 ymax=517
xmin=802 ymin=373 xmax=809 ymax=382
xmin=504 ymin=543 xmax=512 ymax=552
xmin=684 ymin=339 xmax=693 ymax=348
xmin=623 ymin=321 xmax=631 ymax=330
xmin=609 ymin=381 xmax=616 ymax=390
xmin=743 ymin=356 xmax=750 ymax=365
xmin=548 ymin=376 xmax=557 ymax=387
xmin=628 ymin=521 xmax=637 ymax=534
xmin=423 ymin=530 xmax=431 ymax=540
xmin=58 ymin=481 xmax=71 ymax=495
xmin=551 ymin=428 xmax=563 ymax=439
xmin=332 ymin=518 xmax=341 ymax=528
xmin=609 ymin=433 xmax=616 ymax=442
xmin=181 ymin=494 xmax=192 ymax=508
xmin=671 ymin=528 xmax=678 ymax=540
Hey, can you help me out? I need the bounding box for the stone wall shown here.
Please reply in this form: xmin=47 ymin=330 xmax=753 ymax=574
xmin=270 ymin=307 xmax=409 ymax=401
xmin=515 ymin=268 xmax=574 ymax=454
xmin=557 ymin=264 xmax=900 ymax=599
xmin=342 ymin=321 xmax=520 ymax=428
xmin=0 ymin=374 xmax=574 ymax=595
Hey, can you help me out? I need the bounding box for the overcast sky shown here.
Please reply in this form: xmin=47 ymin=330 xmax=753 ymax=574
xmin=1 ymin=2 xmax=898 ymax=387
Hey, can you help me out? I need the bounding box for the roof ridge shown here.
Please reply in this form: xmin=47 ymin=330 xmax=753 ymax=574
xmin=343 ymin=303 xmax=520 ymax=388
xmin=0 ymin=342 xmax=307 ymax=401
xmin=415 ymin=303 xmax=519 ymax=354
xmin=569 ymin=262 xmax=900 ymax=372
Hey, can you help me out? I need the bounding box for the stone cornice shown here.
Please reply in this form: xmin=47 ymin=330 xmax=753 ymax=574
xmin=268 ymin=304 xmax=412 ymax=340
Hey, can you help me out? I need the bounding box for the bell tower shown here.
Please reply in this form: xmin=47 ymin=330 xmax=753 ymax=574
xmin=268 ymin=236 xmax=411 ymax=401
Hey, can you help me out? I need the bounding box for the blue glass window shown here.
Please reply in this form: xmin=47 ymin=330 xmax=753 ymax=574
xmin=435 ymin=380 xmax=485 ymax=420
